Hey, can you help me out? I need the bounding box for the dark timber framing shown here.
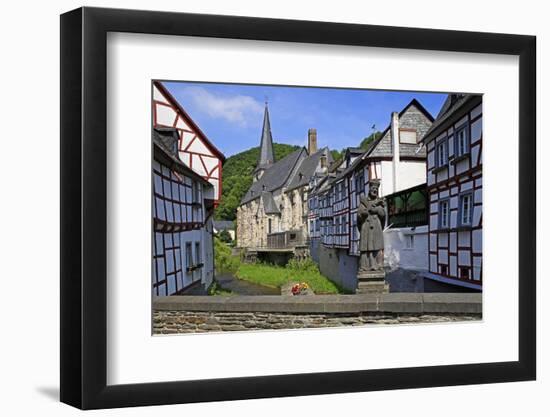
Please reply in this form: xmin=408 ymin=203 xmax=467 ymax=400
xmin=61 ymin=7 xmax=536 ymax=409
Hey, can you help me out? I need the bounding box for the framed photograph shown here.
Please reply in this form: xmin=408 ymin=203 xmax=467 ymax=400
xmin=60 ymin=6 xmax=536 ymax=410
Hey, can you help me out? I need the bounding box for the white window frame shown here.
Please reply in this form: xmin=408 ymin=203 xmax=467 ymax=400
xmin=436 ymin=138 xmax=448 ymax=168
xmin=459 ymin=192 xmax=473 ymax=227
xmin=439 ymin=199 xmax=450 ymax=229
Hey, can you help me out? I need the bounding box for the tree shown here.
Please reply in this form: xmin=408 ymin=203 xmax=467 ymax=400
xmin=360 ymin=131 xmax=382 ymax=150
xmin=218 ymin=229 xmax=233 ymax=243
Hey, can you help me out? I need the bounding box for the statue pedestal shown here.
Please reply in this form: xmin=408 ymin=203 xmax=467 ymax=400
xmin=356 ymin=271 xmax=389 ymax=294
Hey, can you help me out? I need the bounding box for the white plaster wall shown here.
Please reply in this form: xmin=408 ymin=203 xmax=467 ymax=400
xmin=396 ymin=160 xmax=426 ymax=192
xmin=380 ymin=160 xmax=394 ymax=197
xmin=384 ymin=225 xmax=429 ymax=271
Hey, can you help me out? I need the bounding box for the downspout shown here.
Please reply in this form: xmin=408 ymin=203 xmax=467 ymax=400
xmin=390 ymin=111 xmax=400 ymax=194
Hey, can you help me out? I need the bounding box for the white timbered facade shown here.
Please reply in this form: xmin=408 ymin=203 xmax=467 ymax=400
xmin=309 ymin=99 xmax=433 ymax=258
xmin=153 ymin=81 xmax=225 ymax=205
xmin=152 ymin=128 xmax=216 ymax=296
xmin=308 ymin=99 xmax=434 ymax=291
xmin=423 ymin=94 xmax=482 ymax=289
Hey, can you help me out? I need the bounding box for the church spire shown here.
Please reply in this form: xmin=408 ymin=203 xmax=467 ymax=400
xmin=256 ymin=103 xmax=275 ymax=174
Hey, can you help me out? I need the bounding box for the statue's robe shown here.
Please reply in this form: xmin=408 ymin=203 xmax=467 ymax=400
xmin=357 ymin=195 xmax=385 ymax=251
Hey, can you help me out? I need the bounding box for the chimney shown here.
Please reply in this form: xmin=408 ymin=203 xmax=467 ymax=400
xmin=390 ymin=112 xmax=400 ymax=193
xmin=308 ymin=128 xmax=318 ymax=155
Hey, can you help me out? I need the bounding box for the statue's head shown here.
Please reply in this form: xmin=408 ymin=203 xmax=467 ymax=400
xmin=368 ymin=180 xmax=380 ymax=199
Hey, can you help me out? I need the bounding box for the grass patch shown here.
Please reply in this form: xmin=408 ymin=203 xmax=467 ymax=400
xmin=236 ymin=261 xmax=341 ymax=294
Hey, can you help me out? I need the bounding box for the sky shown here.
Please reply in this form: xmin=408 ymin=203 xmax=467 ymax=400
xmin=164 ymin=81 xmax=448 ymax=158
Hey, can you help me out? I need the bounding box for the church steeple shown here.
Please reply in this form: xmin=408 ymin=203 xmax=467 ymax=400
xmin=254 ymin=103 xmax=275 ymax=181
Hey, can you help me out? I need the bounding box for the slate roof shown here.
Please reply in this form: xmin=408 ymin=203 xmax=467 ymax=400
xmin=154 ymin=127 xmax=179 ymax=156
xmin=285 ymin=148 xmax=333 ymax=192
xmin=331 ymin=99 xmax=433 ymax=181
xmin=261 ymin=192 xmax=281 ymax=214
xmin=310 ymin=173 xmax=335 ymax=196
xmin=421 ymin=94 xmax=481 ymax=143
xmin=241 ymin=148 xmax=306 ymax=204
xmin=255 ymin=105 xmax=275 ymax=172
xmin=213 ymin=220 xmax=234 ymax=230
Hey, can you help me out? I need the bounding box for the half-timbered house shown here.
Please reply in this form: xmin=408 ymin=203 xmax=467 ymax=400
xmin=152 ymin=127 xmax=216 ymax=296
xmin=152 ymin=81 xmax=225 ymax=204
xmin=422 ymin=94 xmax=482 ymax=290
xmin=308 ymin=99 xmax=434 ymax=291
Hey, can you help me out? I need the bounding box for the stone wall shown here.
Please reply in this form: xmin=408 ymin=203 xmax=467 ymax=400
xmin=153 ymin=310 xmax=480 ymax=334
xmin=236 ymin=185 xmax=309 ymax=249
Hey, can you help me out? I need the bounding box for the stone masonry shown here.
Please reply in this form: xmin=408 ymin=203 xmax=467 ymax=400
xmin=153 ymin=310 xmax=480 ymax=334
xmin=152 ymin=293 xmax=482 ymax=334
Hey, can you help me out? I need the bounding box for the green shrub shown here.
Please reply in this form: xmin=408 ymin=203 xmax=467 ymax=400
xmin=214 ymin=237 xmax=240 ymax=274
xmin=286 ymin=257 xmax=319 ymax=273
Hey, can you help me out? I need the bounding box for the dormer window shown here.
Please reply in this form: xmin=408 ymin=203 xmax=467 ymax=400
xmin=262 ymin=185 xmax=266 ymax=191
xmin=299 ymin=173 xmax=303 ymax=180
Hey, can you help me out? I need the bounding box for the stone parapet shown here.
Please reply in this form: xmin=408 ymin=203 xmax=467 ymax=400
xmin=153 ymin=293 xmax=482 ymax=315
xmin=153 ymin=310 xmax=480 ymax=334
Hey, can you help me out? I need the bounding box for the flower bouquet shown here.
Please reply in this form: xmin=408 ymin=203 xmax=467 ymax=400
xmin=291 ymin=282 xmax=309 ymax=296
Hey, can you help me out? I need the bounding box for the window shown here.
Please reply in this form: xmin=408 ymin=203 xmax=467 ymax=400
xmin=355 ymin=173 xmax=364 ymax=195
xmin=268 ymin=218 xmax=272 ymax=234
xmin=404 ymin=234 xmax=414 ymax=249
xmin=436 ymin=139 xmax=448 ymax=168
xmin=460 ymin=267 xmax=470 ymax=279
xmin=455 ymin=125 xmax=469 ymax=157
xmin=192 ymin=181 xmax=201 ymax=203
xmin=195 ymin=242 xmax=201 ymax=266
xmin=440 ymin=265 xmax=448 ymax=275
xmin=315 ymin=219 xmax=320 ymax=232
xmin=400 ymin=128 xmax=417 ymax=144
xmin=459 ymin=193 xmax=473 ymax=226
xmin=185 ymin=242 xmax=192 ymax=271
xmin=439 ymin=200 xmax=449 ymax=229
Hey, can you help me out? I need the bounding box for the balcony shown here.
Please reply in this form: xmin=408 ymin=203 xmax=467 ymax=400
xmin=263 ymin=230 xmax=307 ymax=251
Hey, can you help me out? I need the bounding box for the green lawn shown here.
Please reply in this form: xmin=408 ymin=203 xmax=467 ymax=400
xmin=236 ymin=263 xmax=341 ymax=294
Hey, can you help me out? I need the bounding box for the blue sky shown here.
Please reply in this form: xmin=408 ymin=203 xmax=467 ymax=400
xmin=164 ymin=81 xmax=448 ymax=157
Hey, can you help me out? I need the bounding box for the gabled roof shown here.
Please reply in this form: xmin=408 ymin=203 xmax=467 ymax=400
xmin=333 ymin=98 xmax=434 ymax=180
xmin=421 ymin=94 xmax=482 ymax=143
xmin=153 ymin=128 xmax=211 ymax=186
xmin=241 ymin=148 xmax=306 ymax=204
xmin=261 ymin=192 xmax=281 ymax=214
xmin=153 ymin=81 xmax=226 ymax=162
xmin=285 ymin=147 xmax=333 ymax=192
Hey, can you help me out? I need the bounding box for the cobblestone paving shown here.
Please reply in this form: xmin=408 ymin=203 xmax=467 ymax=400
xmin=153 ymin=310 xmax=481 ymax=334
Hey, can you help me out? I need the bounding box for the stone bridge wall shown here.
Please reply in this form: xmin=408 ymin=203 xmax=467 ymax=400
xmin=153 ymin=293 xmax=481 ymax=334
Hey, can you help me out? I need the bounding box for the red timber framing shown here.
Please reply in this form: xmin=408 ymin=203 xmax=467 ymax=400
xmin=425 ymin=97 xmax=482 ymax=288
xmin=152 ymin=81 xmax=225 ymax=205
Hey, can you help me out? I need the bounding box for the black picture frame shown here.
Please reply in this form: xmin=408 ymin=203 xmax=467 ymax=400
xmin=60 ymin=6 xmax=536 ymax=410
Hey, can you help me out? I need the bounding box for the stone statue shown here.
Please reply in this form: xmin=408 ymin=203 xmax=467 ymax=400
xmin=356 ymin=180 xmax=389 ymax=293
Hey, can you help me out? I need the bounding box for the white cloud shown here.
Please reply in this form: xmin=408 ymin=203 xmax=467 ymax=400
xmin=181 ymin=87 xmax=263 ymax=127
